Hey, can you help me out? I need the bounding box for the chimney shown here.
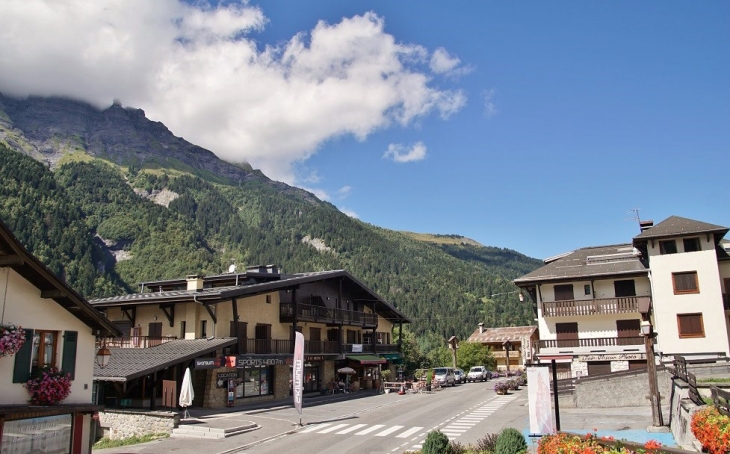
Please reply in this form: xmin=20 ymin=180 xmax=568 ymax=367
xmin=639 ymin=220 xmax=654 ymax=232
xmin=478 ymin=322 xmax=484 ymax=334
xmin=186 ymin=274 xmax=204 ymax=291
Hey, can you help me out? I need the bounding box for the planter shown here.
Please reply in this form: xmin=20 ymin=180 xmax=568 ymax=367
xmin=0 ymin=323 xmax=27 ymax=358
xmin=24 ymin=367 xmax=72 ymax=405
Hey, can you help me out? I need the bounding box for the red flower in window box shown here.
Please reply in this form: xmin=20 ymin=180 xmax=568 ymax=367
xmin=24 ymin=366 xmax=72 ymax=405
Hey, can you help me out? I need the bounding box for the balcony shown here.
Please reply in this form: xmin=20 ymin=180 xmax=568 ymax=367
xmin=541 ymin=296 xmax=650 ymax=317
xmin=492 ymin=350 xmax=522 ymax=359
xmin=96 ymin=335 xmax=177 ymax=349
xmin=539 ymin=336 xmax=643 ymax=350
xmin=280 ymin=302 xmax=378 ymax=327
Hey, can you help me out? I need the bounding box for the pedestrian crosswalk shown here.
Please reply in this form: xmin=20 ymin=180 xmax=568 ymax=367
xmin=296 ymin=394 xmax=516 ymax=452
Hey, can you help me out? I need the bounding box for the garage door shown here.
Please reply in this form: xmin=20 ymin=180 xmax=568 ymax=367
xmin=587 ymin=361 xmax=612 ymax=376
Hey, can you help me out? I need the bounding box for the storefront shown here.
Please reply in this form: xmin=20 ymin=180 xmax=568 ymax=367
xmin=234 ymin=356 xmax=282 ymax=398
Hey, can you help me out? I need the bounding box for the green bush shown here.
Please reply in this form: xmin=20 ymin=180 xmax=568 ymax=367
xmin=495 ymin=427 xmax=527 ymax=454
xmin=422 ymin=430 xmax=451 ymax=454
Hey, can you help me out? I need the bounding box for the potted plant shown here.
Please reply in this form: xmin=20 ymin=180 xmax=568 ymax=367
xmin=0 ymin=323 xmax=27 ymax=358
xmin=494 ymin=381 xmax=509 ymax=395
xmin=24 ymin=366 xmax=72 ymax=405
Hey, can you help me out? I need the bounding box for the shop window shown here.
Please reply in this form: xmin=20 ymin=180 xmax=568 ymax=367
xmin=673 ymin=272 xmax=699 ymax=294
xmin=660 ymin=240 xmax=677 ymax=255
xmin=678 ymin=313 xmax=705 ymax=338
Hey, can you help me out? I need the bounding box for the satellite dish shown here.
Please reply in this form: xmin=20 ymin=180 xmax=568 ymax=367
xmin=228 ymin=264 xmax=236 ymax=273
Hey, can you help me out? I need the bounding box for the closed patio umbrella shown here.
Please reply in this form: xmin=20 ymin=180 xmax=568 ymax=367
xmin=337 ymin=367 xmax=356 ymax=374
xmin=179 ymin=368 xmax=194 ymax=419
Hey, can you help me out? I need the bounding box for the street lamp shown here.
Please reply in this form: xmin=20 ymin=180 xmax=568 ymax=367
xmin=503 ymin=340 xmax=512 ymax=373
xmin=96 ymin=343 xmax=111 ymax=369
xmin=640 ymin=320 xmax=663 ymax=427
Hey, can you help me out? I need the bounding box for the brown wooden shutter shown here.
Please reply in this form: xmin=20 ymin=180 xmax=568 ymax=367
xmin=556 ymin=322 xmax=578 ymax=347
xmin=616 ymin=319 xmax=640 ymax=346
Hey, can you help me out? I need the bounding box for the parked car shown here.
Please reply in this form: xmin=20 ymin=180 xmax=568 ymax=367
xmin=467 ymin=366 xmax=488 ymax=382
xmin=454 ymin=368 xmax=465 ymax=384
xmin=432 ymin=367 xmax=455 ymax=387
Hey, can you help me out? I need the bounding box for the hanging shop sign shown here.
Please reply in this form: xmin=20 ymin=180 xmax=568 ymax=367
xmin=195 ymin=357 xmax=223 ymax=369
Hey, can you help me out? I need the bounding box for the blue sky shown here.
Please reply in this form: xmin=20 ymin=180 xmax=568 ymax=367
xmin=1 ymin=1 xmax=728 ymax=259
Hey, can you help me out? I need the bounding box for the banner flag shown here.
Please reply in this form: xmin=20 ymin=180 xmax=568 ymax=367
xmin=293 ymin=331 xmax=304 ymax=415
xmin=527 ymin=366 xmax=553 ymax=435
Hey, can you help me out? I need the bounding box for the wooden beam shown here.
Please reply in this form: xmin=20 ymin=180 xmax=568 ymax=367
xmin=41 ymin=289 xmax=66 ymax=299
xmin=0 ymin=255 xmax=23 ymax=267
xmin=159 ymin=304 xmax=175 ymax=327
xmin=122 ymin=307 xmax=136 ymax=326
xmin=204 ymin=303 xmax=217 ymax=324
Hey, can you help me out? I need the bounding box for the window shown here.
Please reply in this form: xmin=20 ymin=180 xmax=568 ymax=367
xmin=673 ymin=272 xmax=699 ymax=294
xmin=201 ymin=320 xmax=207 ymax=338
xmin=683 ymin=237 xmax=701 ymax=252
xmin=31 ymin=330 xmax=58 ymax=369
xmin=677 ymin=313 xmax=705 ymax=338
xmin=614 ymin=280 xmax=637 ymax=297
xmin=554 ymin=285 xmax=574 ymax=301
xmin=180 ymin=321 xmax=186 ymax=339
xmin=555 ymin=322 xmax=579 ymax=348
xmin=616 ymin=319 xmax=641 ymax=345
xmin=584 ymin=284 xmax=591 ymax=296
xmin=659 ymin=240 xmax=677 ymax=255
xmin=265 ymin=294 xmax=271 ymax=304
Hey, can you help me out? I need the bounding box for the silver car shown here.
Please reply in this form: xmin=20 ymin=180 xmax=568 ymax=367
xmin=432 ymin=367 xmax=455 ymax=387
xmin=454 ymin=368 xmax=465 ymax=384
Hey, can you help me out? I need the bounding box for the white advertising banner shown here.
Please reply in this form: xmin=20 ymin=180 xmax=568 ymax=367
xmin=293 ymin=331 xmax=304 ymax=415
xmin=527 ymin=366 xmax=553 ymax=435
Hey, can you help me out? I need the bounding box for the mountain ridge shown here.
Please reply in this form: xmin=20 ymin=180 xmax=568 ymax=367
xmin=0 ymin=94 xmax=541 ymax=349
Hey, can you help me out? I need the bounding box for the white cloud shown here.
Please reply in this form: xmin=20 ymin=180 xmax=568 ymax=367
xmin=0 ymin=1 xmax=466 ymax=185
xmin=484 ymin=88 xmax=498 ymax=118
xmin=336 ymin=186 xmax=352 ymax=198
xmin=339 ymin=207 xmax=359 ymax=218
xmin=430 ymin=47 xmax=473 ymax=78
xmin=383 ymin=141 xmax=427 ymax=163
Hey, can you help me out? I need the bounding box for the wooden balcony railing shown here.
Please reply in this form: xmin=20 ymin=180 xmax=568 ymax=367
xmin=492 ymin=350 xmax=522 ymax=359
xmin=541 ymin=296 xmax=650 ymax=317
xmin=539 ymin=336 xmax=644 ymax=349
xmin=96 ymin=336 xmax=177 ymax=349
xmin=280 ymin=303 xmax=378 ymax=327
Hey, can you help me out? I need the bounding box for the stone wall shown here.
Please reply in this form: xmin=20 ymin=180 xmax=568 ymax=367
xmin=669 ymin=381 xmax=702 ymax=451
xmin=574 ymin=368 xmax=672 ymax=408
xmin=98 ymin=409 xmax=179 ymax=440
xmin=273 ymin=364 xmax=290 ymax=400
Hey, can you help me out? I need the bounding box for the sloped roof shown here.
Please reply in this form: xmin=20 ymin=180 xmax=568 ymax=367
xmin=633 ymin=216 xmax=728 ymax=242
xmin=0 ymin=218 xmax=119 ymax=336
xmin=93 ymin=338 xmax=237 ymax=382
xmin=513 ymin=243 xmax=647 ymax=285
xmin=467 ymin=325 xmax=537 ymax=344
xmin=90 ymin=269 xmax=410 ymax=323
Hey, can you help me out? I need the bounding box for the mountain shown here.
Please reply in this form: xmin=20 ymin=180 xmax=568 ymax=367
xmin=0 ymin=94 xmax=542 ymax=351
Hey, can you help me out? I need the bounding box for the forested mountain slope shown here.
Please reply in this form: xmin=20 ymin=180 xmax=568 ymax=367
xmin=0 ymin=95 xmax=542 ymax=348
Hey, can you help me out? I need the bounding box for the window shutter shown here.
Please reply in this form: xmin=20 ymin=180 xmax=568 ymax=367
xmin=13 ymin=328 xmax=34 ymax=383
xmin=62 ymin=331 xmax=78 ymax=380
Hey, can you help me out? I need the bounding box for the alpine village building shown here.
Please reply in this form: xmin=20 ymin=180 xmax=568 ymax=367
xmin=0 ymin=218 xmax=121 ymax=454
xmin=90 ymin=266 xmax=410 ymax=409
xmin=466 ymin=325 xmax=538 ymax=372
xmin=514 ymin=216 xmax=730 ymax=379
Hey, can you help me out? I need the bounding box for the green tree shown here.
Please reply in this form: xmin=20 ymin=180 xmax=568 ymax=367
xmin=456 ymin=341 xmax=495 ymax=371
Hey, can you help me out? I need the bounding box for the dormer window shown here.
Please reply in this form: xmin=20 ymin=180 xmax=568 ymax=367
xmin=659 ymin=240 xmax=677 ymax=255
xmin=683 ymin=237 xmax=701 ymax=252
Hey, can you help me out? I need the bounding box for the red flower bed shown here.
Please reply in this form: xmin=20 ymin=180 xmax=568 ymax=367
xmin=691 ymin=406 xmax=730 ymax=454
xmin=537 ymin=432 xmax=662 ymax=454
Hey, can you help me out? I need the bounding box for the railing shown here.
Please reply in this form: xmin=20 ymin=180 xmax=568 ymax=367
xmin=492 ymin=351 xmax=522 ymax=358
xmin=539 ymin=336 xmax=644 ymax=349
xmin=541 ymin=296 xmax=649 ymax=317
xmin=96 ymin=336 xmax=177 ymax=349
xmin=280 ymin=303 xmax=378 ymax=327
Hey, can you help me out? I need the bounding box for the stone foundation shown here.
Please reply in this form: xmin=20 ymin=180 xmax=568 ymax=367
xmin=98 ymin=409 xmax=179 ymax=440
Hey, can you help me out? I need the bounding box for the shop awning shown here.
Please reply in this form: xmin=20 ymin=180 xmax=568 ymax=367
xmin=346 ymin=354 xmax=387 ymax=365
xmin=380 ymin=353 xmax=403 ymax=364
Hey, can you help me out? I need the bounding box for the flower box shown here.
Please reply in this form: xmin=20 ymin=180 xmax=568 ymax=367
xmin=24 ymin=367 xmax=72 ymax=405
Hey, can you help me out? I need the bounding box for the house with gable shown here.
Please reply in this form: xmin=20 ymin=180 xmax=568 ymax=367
xmin=0 ymin=218 xmax=120 ymax=454
xmin=514 ymin=215 xmax=730 ymax=379
xmin=466 ymin=324 xmax=538 ymax=372
xmin=90 ymin=266 xmax=410 ymax=409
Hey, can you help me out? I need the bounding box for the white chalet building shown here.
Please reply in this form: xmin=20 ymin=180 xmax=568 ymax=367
xmin=514 ymin=216 xmax=730 ymax=378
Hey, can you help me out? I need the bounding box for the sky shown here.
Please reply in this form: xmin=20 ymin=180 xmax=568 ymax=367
xmin=1 ymin=1 xmax=728 ymax=260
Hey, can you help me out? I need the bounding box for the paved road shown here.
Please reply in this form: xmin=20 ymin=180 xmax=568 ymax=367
xmin=93 ymin=380 xmax=677 ymax=454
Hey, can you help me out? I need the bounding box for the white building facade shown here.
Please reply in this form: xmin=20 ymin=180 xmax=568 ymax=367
xmin=515 ymin=216 xmax=730 ymax=378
